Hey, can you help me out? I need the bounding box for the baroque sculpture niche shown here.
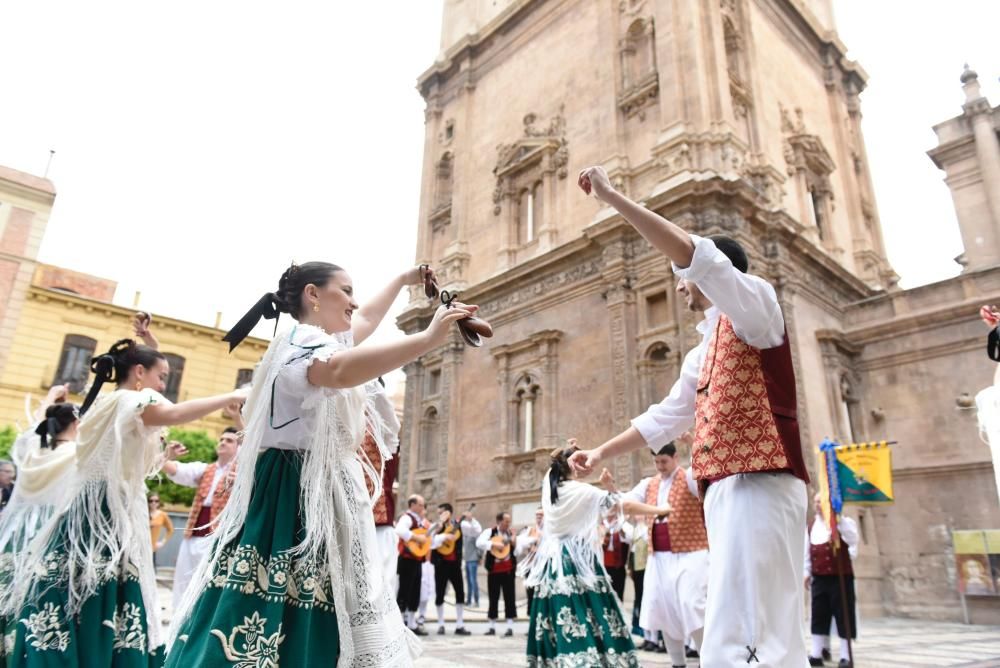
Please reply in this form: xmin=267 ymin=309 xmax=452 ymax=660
xmin=781 ymin=104 xmax=837 ymax=247
xmin=492 ymin=109 xmax=568 ymax=267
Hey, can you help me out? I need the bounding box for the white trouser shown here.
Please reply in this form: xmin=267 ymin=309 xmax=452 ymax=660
xmin=701 ymin=472 xmax=808 ymax=668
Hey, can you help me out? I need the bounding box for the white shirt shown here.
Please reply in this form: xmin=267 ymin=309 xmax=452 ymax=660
xmin=514 ymin=524 xmax=544 ymax=558
xmin=626 ymin=467 xmax=699 ymax=505
xmin=630 ymin=235 xmax=786 ymax=451
xmin=476 ymin=526 xmax=513 ymax=552
xmin=602 ymin=520 xmax=635 ymax=545
xmin=803 ymin=515 xmax=860 ymax=576
xmin=167 ymin=460 xmax=233 ymax=507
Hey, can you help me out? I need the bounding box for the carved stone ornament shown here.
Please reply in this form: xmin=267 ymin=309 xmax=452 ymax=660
xmin=492 ymin=107 xmax=570 ymax=215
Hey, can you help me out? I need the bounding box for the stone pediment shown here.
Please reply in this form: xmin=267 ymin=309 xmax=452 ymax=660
xmin=492 ymin=447 xmax=554 ymax=492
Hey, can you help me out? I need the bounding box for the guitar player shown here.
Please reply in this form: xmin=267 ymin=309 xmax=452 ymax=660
xmin=476 ymin=511 xmax=518 ymax=636
xmin=431 ymin=503 xmax=471 ymax=636
xmin=396 ymin=494 xmax=431 ymax=635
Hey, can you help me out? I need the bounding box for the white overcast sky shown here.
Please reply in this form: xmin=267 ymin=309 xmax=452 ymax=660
xmin=1 ymin=0 xmax=998 ymax=354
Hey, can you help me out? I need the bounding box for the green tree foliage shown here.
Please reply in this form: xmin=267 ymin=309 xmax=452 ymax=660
xmin=146 ymin=427 xmax=218 ymax=508
xmin=0 ymin=425 xmax=16 ymax=462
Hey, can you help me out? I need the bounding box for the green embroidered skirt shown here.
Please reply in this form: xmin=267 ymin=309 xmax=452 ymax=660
xmin=0 ymin=488 xmax=164 ymax=668
xmin=526 ymin=547 xmax=638 ymax=668
xmin=165 ymin=448 xmax=339 ymax=667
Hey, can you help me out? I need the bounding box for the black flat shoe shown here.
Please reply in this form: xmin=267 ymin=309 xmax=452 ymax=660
xmin=503 ymin=628 xmax=513 ymax=637
xmin=455 ymin=627 xmax=471 ymax=636
xmin=809 ymin=657 xmax=824 ymax=667
xmin=484 ymin=628 xmax=496 ymax=636
xmin=436 ymin=627 xmax=445 ymax=635
xmin=686 ymin=646 xmax=699 ymax=658
xmin=412 ymin=627 xmax=428 ymax=637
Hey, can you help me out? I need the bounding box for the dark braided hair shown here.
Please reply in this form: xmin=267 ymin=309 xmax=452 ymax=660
xmin=80 ymin=339 xmax=165 ymax=415
xmin=274 ymin=261 xmax=344 ymax=319
xmin=34 ymin=402 xmax=80 ymax=448
xmin=222 ymin=261 xmax=344 ymax=351
xmin=547 ymin=445 xmax=579 ymax=505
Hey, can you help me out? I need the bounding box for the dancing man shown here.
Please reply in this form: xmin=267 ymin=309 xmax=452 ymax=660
xmin=571 ymin=166 xmax=810 ymax=667
xmin=624 ymin=442 xmax=709 ymax=667
xmin=162 ymin=427 xmax=241 ymax=609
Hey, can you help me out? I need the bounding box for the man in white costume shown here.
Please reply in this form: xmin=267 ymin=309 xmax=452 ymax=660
xmin=625 ymin=442 xmax=708 ymax=668
xmin=163 ymin=427 xmax=240 ymax=610
xmin=570 ymin=165 xmax=811 ymax=667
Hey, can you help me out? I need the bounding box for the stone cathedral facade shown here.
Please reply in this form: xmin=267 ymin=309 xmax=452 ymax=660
xmin=396 ymin=0 xmax=1000 ymax=623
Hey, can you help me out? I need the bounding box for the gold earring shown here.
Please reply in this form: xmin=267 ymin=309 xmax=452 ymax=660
xmin=313 ymin=303 xmax=320 ymax=312
xmin=135 ymin=381 xmax=142 ymax=391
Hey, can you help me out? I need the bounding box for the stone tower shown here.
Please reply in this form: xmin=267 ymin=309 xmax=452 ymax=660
xmin=398 ymin=0 xmax=895 ymax=533
xmin=929 ymin=65 xmax=1000 ymax=271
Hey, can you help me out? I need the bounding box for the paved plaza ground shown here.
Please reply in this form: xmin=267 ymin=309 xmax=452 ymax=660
xmin=156 ymin=574 xmax=1000 ymax=667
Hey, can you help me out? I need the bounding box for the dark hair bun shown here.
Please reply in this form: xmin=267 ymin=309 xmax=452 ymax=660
xmin=34 ymin=402 xmax=79 ymax=447
xmin=273 ymin=262 xmax=343 ymax=320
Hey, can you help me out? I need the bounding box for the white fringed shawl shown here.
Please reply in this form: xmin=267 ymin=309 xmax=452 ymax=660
xmin=0 ymin=389 xmax=168 ymax=648
xmin=523 ymin=471 xmax=622 ymax=591
xmin=170 ymin=324 xmax=403 ymax=665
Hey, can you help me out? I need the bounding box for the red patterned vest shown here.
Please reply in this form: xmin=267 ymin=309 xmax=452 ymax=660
xmin=810 ymin=522 xmax=854 ymax=576
xmin=603 ymin=530 xmax=628 ymax=569
xmin=398 ymin=511 xmax=429 ymax=560
xmin=644 ymin=470 xmax=709 ymax=553
xmin=692 ymin=315 xmax=809 ymax=484
xmin=184 ymin=462 xmax=235 ymax=539
xmin=361 ymin=432 xmax=397 ymax=527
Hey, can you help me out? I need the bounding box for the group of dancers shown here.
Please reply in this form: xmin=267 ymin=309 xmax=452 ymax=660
xmin=0 ymin=164 xmax=853 ymax=667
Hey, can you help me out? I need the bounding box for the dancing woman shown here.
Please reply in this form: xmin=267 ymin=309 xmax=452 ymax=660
xmin=0 ymin=339 xmax=246 ymax=667
xmin=167 ymin=262 xmax=476 ymax=667
xmin=0 ymin=385 xmax=80 ymax=607
xmin=524 ymin=443 xmax=670 ymax=668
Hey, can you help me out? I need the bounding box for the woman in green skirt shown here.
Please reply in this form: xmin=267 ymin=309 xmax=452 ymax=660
xmin=167 ymin=262 xmax=475 ymax=667
xmin=524 ymin=444 xmax=671 ymax=668
xmin=0 ymin=339 xmax=247 ymax=667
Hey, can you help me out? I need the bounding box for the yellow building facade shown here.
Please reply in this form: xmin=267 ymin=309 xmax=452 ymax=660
xmin=0 ymin=264 xmax=267 ymax=436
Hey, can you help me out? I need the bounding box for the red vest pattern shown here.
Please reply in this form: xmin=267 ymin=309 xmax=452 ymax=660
xmin=184 ymin=462 xmax=235 ymax=539
xmin=810 ymin=529 xmax=854 ymax=576
xmin=603 ymin=530 xmax=628 ymax=569
xmin=644 ymin=470 xmax=709 ymax=553
xmin=692 ymin=315 xmax=809 ymax=484
xmin=398 ymin=511 xmax=430 ymax=560
xmin=361 ymin=431 xmax=397 ymax=527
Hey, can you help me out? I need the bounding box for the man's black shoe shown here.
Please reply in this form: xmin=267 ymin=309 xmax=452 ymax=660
xmin=485 ymin=628 xmax=496 ymax=636
xmin=412 ymin=627 xmax=428 ymax=637
xmin=822 ymin=649 xmax=831 ymax=661
xmin=808 ymin=657 xmax=824 ymax=667
xmin=503 ymin=628 xmax=513 ymax=637
xmin=686 ymin=645 xmax=699 ymax=658
xmin=838 ymin=661 xmax=852 ymax=668
xmin=455 ymin=627 xmax=471 ymax=636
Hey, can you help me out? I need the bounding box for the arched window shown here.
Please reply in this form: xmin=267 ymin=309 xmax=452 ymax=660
xmin=622 ymin=19 xmax=656 ymax=89
xmin=517 ymin=188 xmax=534 ymax=244
xmin=54 ymin=334 xmax=96 ymax=394
xmin=515 ymin=375 xmax=540 ymax=452
xmin=162 ymin=353 xmax=185 ymax=403
xmin=643 ymin=343 xmax=672 ymax=407
xmin=419 ymin=407 xmax=439 ymax=471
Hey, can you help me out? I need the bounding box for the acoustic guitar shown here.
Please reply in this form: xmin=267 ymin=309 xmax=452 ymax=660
xmin=436 ymin=523 xmax=462 ymax=557
xmin=490 ymin=533 xmax=513 ymax=560
xmin=405 ymin=527 xmax=432 ymax=559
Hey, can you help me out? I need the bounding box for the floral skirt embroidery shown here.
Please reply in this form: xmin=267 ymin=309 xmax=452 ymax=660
xmin=0 ymin=502 xmax=164 ymax=667
xmin=165 ymin=449 xmax=339 ymax=668
xmin=526 ymin=548 xmax=638 ymax=668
